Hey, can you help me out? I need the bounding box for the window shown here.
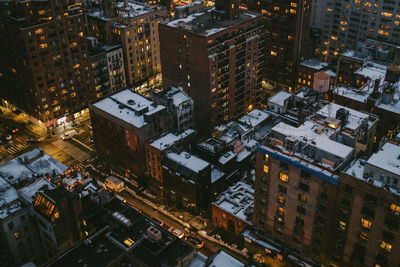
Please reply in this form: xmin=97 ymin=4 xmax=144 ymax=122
xmin=278 ymin=185 xmax=287 ymax=194
xmin=277 ymin=207 xmax=284 ymax=215
xmin=277 ymin=195 xmax=285 ymax=205
xmin=360 ymin=218 xmax=372 ymax=229
xmin=339 ymin=220 xmax=346 ymax=230
xmin=389 ymin=204 xmax=400 ymax=213
xmin=263 ymin=165 xmax=269 ymax=174
xmin=295 ymin=217 xmax=304 ymax=226
xmin=14 ymin=232 xmax=21 ymax=239
xmin=264 ymin=154 xmax=269 ymax=161
xmin=298 ymin=194 xmax=307 ymax=203
xmin=279 ymin=173 xmax=288 ymax=183
xmin=379 ymin=241 xmax=392 ymax=252
xmin=360 ymin=231 xmax=368 ymax=240
xmin=297 ymin=206 xmax=306 ymax=215
xmin=299 ymin=182 xmax=309 ymax=192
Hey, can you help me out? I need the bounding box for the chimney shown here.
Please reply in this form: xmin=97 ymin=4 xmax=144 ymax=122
xmin=124 ymin=0 xmax=128 ymax=8
xmin=215 ymin=0 xmax=239 ymax=20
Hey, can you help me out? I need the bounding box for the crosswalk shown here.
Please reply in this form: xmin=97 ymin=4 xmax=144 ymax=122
xmin=51 ymin=139 xmax=91 ymax=162
xmin=5 ymin=142 xmax=30 ymax=155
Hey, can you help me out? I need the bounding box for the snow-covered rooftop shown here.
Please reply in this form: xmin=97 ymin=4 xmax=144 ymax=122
xmin=317 ymin=102 xmax=371 ymax=131
xmin=355 ymin=63 xmax=386 ymax=81
xmin=218 ymin=151 xmax=235 ymax=165
xmin=367 ymin=143 xmax=400 ymax=176
xmin=268 ymin=91 xmax=292 ymax=107
xmin=299 ymin=58 xmax=328 ymax=70
xmin=0 ymin=149 xmax=67 ymax=185
xmin=0 ymin=177 xmax=21 ymax=220
xmin=209 ymin=250 xmax=245 ymax=267
xmin=167 ymin=151 xmax=209 ymax=173
xmin=93 ymin=89 xmax=166 ymax=128
xmin=18 ymin=178 xmax=56 ymax=204
xmin=211 ymin=166 xmax=225 ymax=183
xmin=150 ymin=129 xmax=195 ymax=150
xmin=239 ymin=109 xmax=270 ymax=128
xmin=213 ymin=181 xmax=253 ymax=224
xmin=172 ymin=92 xmax=191 ymax=106
xmin=341 ymin=50 xmax=369 ymax=61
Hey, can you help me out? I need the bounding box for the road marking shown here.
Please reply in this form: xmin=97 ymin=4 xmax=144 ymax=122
xmin=71 ymin=137 xmax=94 ymax=152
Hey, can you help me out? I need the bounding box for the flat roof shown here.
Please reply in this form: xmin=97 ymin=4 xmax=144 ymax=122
xmin=164 ymin=8 xmax=261 ymax=37
xmin=367 ymin=143 xmax=400 ymax=176
xmin=167 ymin=151 xmax=209 ymax=173
xmin=268 ymin=91 xmax=292 ymax=107
xmin=18 ymin=178 xmax=56 ymax=204
xmin=150 ymin=129 xmax=195 ymax=151
xmin=239 ymin=109 xmax=270 ymax=128
xmin=299 ymin=58 xmax=328 ymax=70
xmin=0 ymin=177 xmax=21 ymax=220
xmin=209 ymin=250 xmax=245 ymax=267
xmin=93 ymin=89 xmax=166 ymax=128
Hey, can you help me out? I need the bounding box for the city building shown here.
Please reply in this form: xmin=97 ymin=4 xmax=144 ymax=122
xmin=89 ymin=89 xmax=173 ymax=176
xmin=33 ymin=187 xmax=84 ymax=259
xmin=297 ymin=59 xmax=328 ymax=90
xmin=162 ymin=151 xmax=211 ymax=212
xmin=48 ymin=198 xmax=197 ymax=267
xmin=212 ymin=181 xmax=254 ymax=235
xmin=330 ymin=144 xmax=400 ymax=266
xmin=206 ymin=250 xmax=245 ymax=267
xmin=88 ymin=37 xmax=126 ymax=99
xmin=152 ymin=86 xmax=194 ymax=133
xmin=160 ymin=0 xmax=265 ymax=133
xmin=145 ymin=129 xmax=196 ymax=195
xmin=86 ymin=0 xmax=167 ymax=86
xmin=319 ymin=0 xmax=400 ymax=59
xmin=248 ymin=0 xmax=311 ymax=91
xmin=0 ymin=0 xmax=93 ymax=125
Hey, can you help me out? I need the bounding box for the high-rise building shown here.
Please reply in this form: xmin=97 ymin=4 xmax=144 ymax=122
xmin=86 ymin=0 xmax=167 ymax=86
xmin=159 ymin=0 xmax=264 ymax=133
xmin=318 ymin=0 xmax=400 ymax=59
xmin=0 ymin=0 xmax=92 ymax=124
xmin=248 ymin=0 xmax=311 ymax=91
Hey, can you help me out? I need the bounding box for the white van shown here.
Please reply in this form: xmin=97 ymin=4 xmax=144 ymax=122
xmin=61 ymin=130 xmax=77 ymax=140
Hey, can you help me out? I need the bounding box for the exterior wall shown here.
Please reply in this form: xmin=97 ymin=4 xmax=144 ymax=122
xmin=253 ymin=149 xmax=338 ymax=263
xmin=90 ymin=103 xmax=173 ymax=176
xmin=0 ymin=0 xmax=92 ymax=122
xmin=248 ymin=0 xmax=311 ymax=90
xmin=106 ymin=47 xmax=126 ymax=92
xmin=160 ymin=15 xmax=264 ymax=133
xmin=212 ymin=205 xmax=250 ymax=235
xmin=331 ymin=173 xmax=400 ymax=266
xmin=145 ymin=143 xmax=163 ymax=194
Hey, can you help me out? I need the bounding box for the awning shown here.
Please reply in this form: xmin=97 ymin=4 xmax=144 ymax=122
xmin=44 ymin=118 xmax=58 ymax=127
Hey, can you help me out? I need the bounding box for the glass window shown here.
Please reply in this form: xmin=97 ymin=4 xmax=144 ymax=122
xmin=361 ymin=218 xmax=372 ymax=229
xmin=263 ymin=165 xmax=269 ymax=174
xmin=279 ymin=173 xmax=288 ymax=182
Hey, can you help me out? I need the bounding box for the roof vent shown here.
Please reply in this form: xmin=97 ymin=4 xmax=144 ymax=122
xmin=185 ymin=153 xmax=190 ymax=159
xmin=127 ymin=99 xmax=135 ymax=105
xmin=118 ymin=103 xmax=124 ymax=109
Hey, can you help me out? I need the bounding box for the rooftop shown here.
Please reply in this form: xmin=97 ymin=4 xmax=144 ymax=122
xmin=0 ymin=177 xmax=21 ymax=220
xmin=18 ymin=178 xmax=56 ymax=204
xmin=367 ymin=142 xmax=400 ymax=176
xmin=150 ymin=129 xmax=195 ymax=151
xmin=209 ymin=250 xmax=245 ymax=267
xmin=0 ymin=149 xmax=67 ymax=186
xmin=268 ymin=91 xmax=292 ymax=107
xmin=164 ymin=8 xmax=261 ymax=37
xmin=238 ymin=109 xmax=270 ymax=128
xmin=213 ymin=181 xmax=254 ymax=224
xmin=341 ymin=49 xmax=370 ymax=62
xmin=299 ymin=58 xmax=328 ymax=70
xmin=93 ymin=89 xmax=166 ymax=128
xmin=166 ymin=151 xmax=209 ymax=173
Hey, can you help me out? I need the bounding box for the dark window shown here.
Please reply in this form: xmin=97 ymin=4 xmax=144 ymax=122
xmin=301 ymin=170 xmax=311 ymax=179
xmin=361 ymin=206 xmax=375 ymax=218
xmin=297 ymin=205 xmax=306 ymax=215
xmin=384 ymin=216 xmax=399 ymax=230
xmin=295 ymin=217 xmax=304 ymax=226
xmin=382 ymin=230 xmax=395 ymax=242
xmin=299 ymin=182 xmax=309 ymax=192
xmin=278 ymin=185 xmax=287 ymax=195
xmin=365 ymin=194 xmax=377 ymax=205
xmin=280 ymin=162 xmax=288 ymax=170
xmin=344 ymin=185 xmax=353 ymax=195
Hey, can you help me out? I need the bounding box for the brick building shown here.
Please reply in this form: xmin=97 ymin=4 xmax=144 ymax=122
xmin=160 ymin=0 xmax=264 ymax=133
xmin=297 ymin=58 xmax=328 ymax=91
xmin=89 ymin=89 xmax=173 ymax=176
xmin=0 ymin=0 xmax=92 ymax=124
xmin=86 ymin=0 xmax=167 ymax=86
xmin=248 ymin=0 xmax=311 ymax=91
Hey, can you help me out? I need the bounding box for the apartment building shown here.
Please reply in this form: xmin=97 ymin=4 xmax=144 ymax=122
xmin=160 ymin=0 xmax=265 ymax=133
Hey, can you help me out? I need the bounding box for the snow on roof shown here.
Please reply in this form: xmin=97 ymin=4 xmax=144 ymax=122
xmin=367 ymin=143 xmax=400 ymax=176
xmin=167 ymin=151 xmax=209 ymax=173
xmin=236 ymin=149 xmax=251 ymax=162
xmin=241 ymin=229 xmax=280 ymax=252
xmin=317 ymin=102 xmax=370 ymax=131
xmin=355 ymin=63 xmax=386 ymax=81
xmin=218 ymin=151 xmax=235 ymax=165
xmin=345 ymin=158 xmax=366 ymax=179
xmin=299 ymin=58 xmax=328 ymax=70
xmin=188 ymin=252 xmax=207 ymax=267
xmin=272 ymin=121 xmax=353 ymax=159
xmin=334 ymin=85 xmax=371 ymax=103
xmin=116 ymin=1 xmax=155 ymax=17
xmin=211 ymin=166 xmax=225 ymax=183
xmin=341 ymin=50 xmax=369 ymax=61
xmin=150 ymin=129 xmax=195 ymax=150
xmin=239 ymin=109 xmax=270 ymax=128
xmin=93 ymin=89 xmax=164 ymax=128
xmin=0 ymin=149 xmax=67 ymax=185
xmin=268 ymin=91 xmax=292 ymax=107
xmin=166 ymin=11 xmax=204 ymax=27
xmin=204 ymin=27 xmax=227 ymax=36
xmin=325 ymin=69 xmax=336 ymax=77
xmin=18 ymin=178 xmax=56 ymax=204
xmin=172 ymin=91 xmax=191 ymax=106
xmin=0 ymin=177 xmax=21 ymax=220
xmin=213 ymin=181 xmax=253 ymax=223
xmin=209 ymin=250 xmax=245 ymax=267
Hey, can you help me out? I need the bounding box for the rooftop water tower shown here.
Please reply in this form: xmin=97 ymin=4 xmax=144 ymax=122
xmin=313 ymin=71 xmax=330 ymax=105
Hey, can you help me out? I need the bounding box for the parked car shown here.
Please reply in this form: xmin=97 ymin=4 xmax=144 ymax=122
xmin=27 ymin=137 xmax=42 ymax=143
xmin=188 ymin=236 xmax=204 ymax=249
xmin=168 ymin=227 xmax=184 ymax=239
xmin=61 ymin=130 xmax=77 ymax=140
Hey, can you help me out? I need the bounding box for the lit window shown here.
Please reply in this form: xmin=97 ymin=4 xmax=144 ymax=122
xmin=265 ymin=154 xmax=269 ymax=161
xmin=263 ymin=165 xmax=269 ymax=174
xmin=124 ymin=238 xmax=135 ymax=247
xmin=277 ymin=196 xmax=285 ymax=205
xmin=360 ymin=231 xmax=368 ymax=240
xmin=381 ymin=12 xmax=393 ymax=18
xmin=298 ymin=194 xmax=307 ymax=203
xmin=274 ymin=6 xmax=279 ymax=11
xmin=361 ymin=218 xmax=372 ymax=229
xmin=35 ymin=28 xmax=43 ymax=34
xmin=78 ymin=32 xmax=83 ymax=37
xmin=380 ymin=241 xmax=392 ymax=252
xmin=390 ymin=204 xmax=400 ymax=213
xmin=339 ymin=221 xmax=346 ymax=230
xmin=279 ymin=173 xmax=288 ymax=183
xmin=14 ymin=232 xmax=21 ymax=239
xmin=270 ymin=51 xmax=277 ymax=56
xmin=277 ymin=207 xmax=284 ymax=215
xmin=39 ymin=43 xmax=47 ymax=49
